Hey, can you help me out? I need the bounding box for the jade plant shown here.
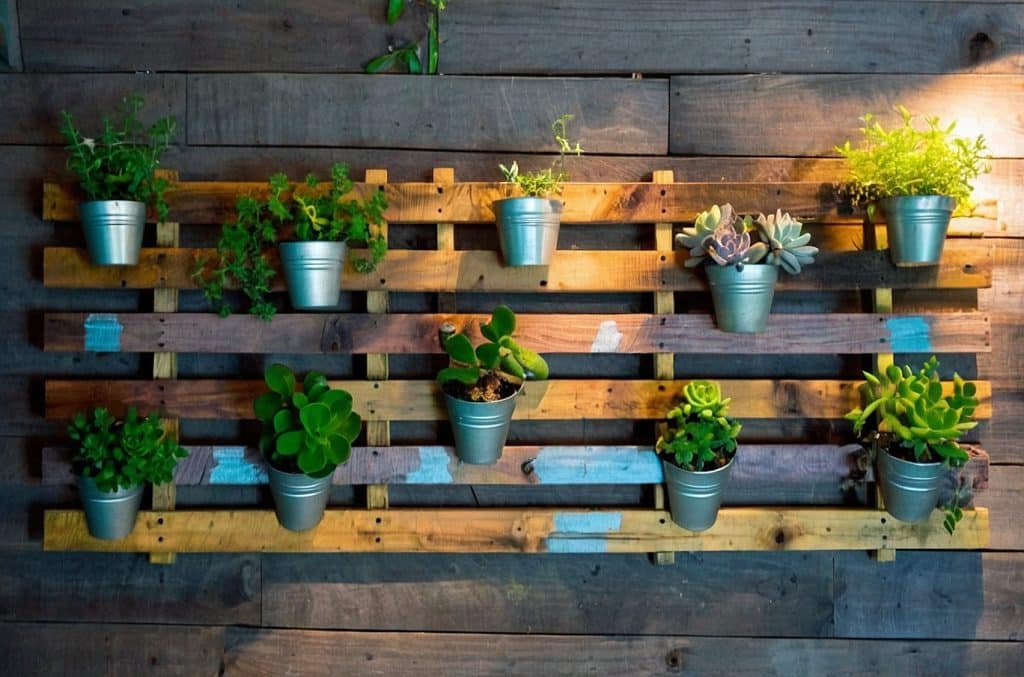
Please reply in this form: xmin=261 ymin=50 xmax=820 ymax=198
xmin=193 ymin=163 xmax=388 ymax=320
xmin=499 ymin=114 xmax=584 ymax=198
xmin=677 ymin=203 xmax=818 ymax=274
xmin=254 ymin=363 xmax=362 ymax=477
xmin=656 ymin=380 xmax=742 ymax=472
xmin=439 ymin=305 xmax=549 ymax=402
xmin=68 ymin=407 xmax=187 ymax=492
xmin=59 ymin=93 xmax=177 ymax=220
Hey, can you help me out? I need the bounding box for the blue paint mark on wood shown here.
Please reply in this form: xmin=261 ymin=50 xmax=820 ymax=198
xmin=209 ymin=447 xmax=268 ymax=484
xmin=83 ymin=314 xmax=122 ymax=352
xmin=886 ymin=316 xmax=932 ymax=353
xmin=548 ymin=512 xmax=623 ymax=553
xmin=532 ymin=446 xmax=663 ymax=484
xmin=405 ymin=446 xmax=454 ymax=484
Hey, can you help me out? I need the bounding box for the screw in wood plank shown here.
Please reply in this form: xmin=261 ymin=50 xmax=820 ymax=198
xmin=438 ymin=322 xmax=456 ymax=348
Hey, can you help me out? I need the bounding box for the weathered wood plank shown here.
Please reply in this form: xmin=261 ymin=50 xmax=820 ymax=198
xmin=835 ymin=551 xmax=1024 ymax=640
xmin=444 ymin=1 xmax=1024 ymax=75
xmin=2 ymin=0 xmax=23 ymax=71
xmin=224 ymin=628 xmax=1024 ymax=677
xmin=0 ymin=622 xmax=225 ymax=677
xmin=43 ymin=311 xmax=993 ymax=356
xmin=981 ymin=464 xmax=1024 ymax=550
xmin=188 ymin=74 xmax=667 ymax=152
xmin=42 ymin=507 xmax=990 ymax=553
xmin=42 ymin=243 xmax=994 ymax=292
xmin=0 ymin=552 xmax=260 ymax=623
xmin=671 ymin=74 xmax=1024 ymax=157
xmin=19 ymin=0 xmax=425 ymax=73
xmin=0 ymin=73 xmax=186 ymax=144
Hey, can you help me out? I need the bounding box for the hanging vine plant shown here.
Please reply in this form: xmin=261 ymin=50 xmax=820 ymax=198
xmin=365 ymin=0 xmax=447 ymax=74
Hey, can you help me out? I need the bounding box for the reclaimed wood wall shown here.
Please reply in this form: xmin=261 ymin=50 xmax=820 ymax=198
xmin=2 ymin=1 xmax=1023 ymax=673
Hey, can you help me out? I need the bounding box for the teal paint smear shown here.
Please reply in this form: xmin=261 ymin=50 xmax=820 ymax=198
xmin=548 ymin=512 xmax=623 ymax=553
xmin=209 ymin=447 xmax=268 ymax=484
xmin=886 ymin=316 xmax=932 ymax=353
xmin=532 ymin=446 xmax=662 ymax=484
xmin=83 ymin=314 xmax=123 ymax=352
xmin=405 ymin=446 xmax=454 ymax=484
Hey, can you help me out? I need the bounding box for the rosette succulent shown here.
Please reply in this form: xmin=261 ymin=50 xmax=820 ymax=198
xmin=656 ymin=380 xmax=742 ymax=472
xmin=755 ymin=210 xmax=819 ymax=274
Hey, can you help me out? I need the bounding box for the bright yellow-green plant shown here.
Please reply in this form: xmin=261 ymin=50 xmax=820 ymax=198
xmin=500 ymin=114 xmax=584 ymax=198
xmin=656 ymin=381 xmax=741 ymax=472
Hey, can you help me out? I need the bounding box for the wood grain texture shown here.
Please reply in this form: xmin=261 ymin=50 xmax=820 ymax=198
xmin=188 ymin=74 xmax=667 ymax=152
xmin=2 ymin=0 xmax=23 ymax=72
xmin=42 ymin=243 xmax=994 ymax=292
xmin=41 ymin=507 xmax=990 ymax=553
xmin=671 ymin=74 xmax=1024 ymax=156
xmin=19 ymin=0 xmax=425 ymax=73
xmin=42 ymin=378 xmax=995 ymax=422
xmin=443 ymin=1 xmax=1024 ymax=75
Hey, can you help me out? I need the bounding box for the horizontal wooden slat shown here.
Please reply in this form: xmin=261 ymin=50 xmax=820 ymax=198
xmin=42 ymin=243 xmax=993 ymax=292
xmin=43 ymin=312 xmax=993 ymax=355
xmin=42 ymin=507 xmax=990 ymax=553
xmin=43 ymin=378 xmax=995 ymax=422
xmin=41 ymin=444 xmax=990 ymax=506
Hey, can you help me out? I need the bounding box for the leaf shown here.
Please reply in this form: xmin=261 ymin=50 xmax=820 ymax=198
xmin=337 ymin=411 xmax=362 ymax=442
xmin=442 ymin=332 xmax=476 ymax=365
xmin=484 ymin=305 xmax=516 ymax=338
xmin=299 ymin=402 xmax=332 ymax=434
xmin=292 ymin=392 xmax=309 ymax=409
xmin=319 ymin=389 xmax=353 ymax=419
xmin=303 ymin=370 xmax=327 ymax=394
xmin=326 ymin=435 xmax=352 ymax=465
xmin=402 ymin=48 xmax=422 ymax=74
xmin=275 ymin=430 xmax=304 ymax=456
xmin=298 ymin=445 xmax=326 ymax=475
xmin=273 ymin=409 xmax=295 ymax=434
xmin=437 ymin=366 xmax=481 ymax=385
xmin=265 ymin=363 xmax=295 ymax=397
xmin=386 ymin=0 xmax=405 ymax=24
xmin=253 ymin=392 xmax=282 ymax=422
xmin=364 ymin=52 xmax=398 ymax=74
xmin=475 ymin=342 xmax=501 ymax=369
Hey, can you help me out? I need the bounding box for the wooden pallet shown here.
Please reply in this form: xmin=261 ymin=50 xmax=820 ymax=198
xmin=40 ymin=171 xmax=993 ymax=555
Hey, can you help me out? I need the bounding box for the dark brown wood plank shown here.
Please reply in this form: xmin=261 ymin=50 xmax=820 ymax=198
xmin=835 ymin=551 xmax=1024 ymax=641
xmin=0 ymin=552 xmax=260 ymax=624
xmin=2 ymin=0 xmax=23 ymax=72
xmin=42 ymin=243 xmax=994 ymax=292
xmin=444 ymin=1 xmax=1024 ymax=75
xmin=187 ymin=74 xmax=667 ymax=153
xmin=982 ymin=464 xmax=1024 ymax=550
xmin=43 ymin=312 xmax=993 ymax=355
xmin=0 ymin=73 xmax=186 ymax=144
xmin=0 ymin=622 xmax=224 ymax=677
xmin=671 ymin=74 xmax=1024 ymax=157
xmin=19 ymin=0 xmax=425 ymax=73
xmin=225 ymin=628 xmax=1024 ymax=677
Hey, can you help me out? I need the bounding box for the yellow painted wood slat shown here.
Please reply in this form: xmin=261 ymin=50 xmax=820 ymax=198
xmin=44 ymin=378 xmax=994 ymax=422
xmin=42 ymin=243 xmax=993 ymax=291
xmin=652 ymin=169 xmax=675 ymax=566
xmin=364 ymin=168 xmax=390 ymax=511
xmin=42 ymin=507 xmax=989 ymax=553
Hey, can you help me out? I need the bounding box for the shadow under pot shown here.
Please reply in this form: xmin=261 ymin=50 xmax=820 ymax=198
xmin=876 ymin=448 xmax=945 ymax=523
xmin=266 ymin=464 xmax=333 ymax=532
xmin=279 ymin=241 xmax=347 ymax=309
xmin=494 ymin=197 xmax=562 ymax=266
xmin=661 ymin=456 xmax=734 ymax=532
xmin=706 ymin=264 xmax=778 ymax=333
xmin=80 ymin=200 xmax=146 ymax=266
xmin=77 ymin=475 xmax=144 ymax=540
xmin=443 ymin=383 xmax=523 ymax=465
xmin=882 ymin=195 xmax=955 ymax=267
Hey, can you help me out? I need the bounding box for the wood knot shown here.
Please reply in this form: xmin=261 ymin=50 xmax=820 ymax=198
xmin=967 ymin=32 xmax=996 ymax=64
xmin=664 ymin=647 xmax=685 ymax=673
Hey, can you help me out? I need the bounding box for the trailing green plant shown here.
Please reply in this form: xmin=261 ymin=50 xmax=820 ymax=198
xmin=676 ymin=203 xmax=817 ymax=274
xmin=68 ymin=407 xmax=187 ymax=493
xmin=656 ymin=380 xmax=742 ymax=472
xmin=192 ymin=163 xmax=388 ymax=320
xmin=835 ymin=105 xmax=990 ymax=216
xmin=254 ymin=363 xmax=362 ymax=477
xmin=59 ymin=93 xmax=177 ymax=220
xmin=499 ymin=114 xmax=584 ymax=198
xmin=438 ymin=305 xmax=548 ymax=402
xmin=366 ymin=0 xmax=448 ymax=74
xmin=942 ymin=475 xmax=970 ymax=536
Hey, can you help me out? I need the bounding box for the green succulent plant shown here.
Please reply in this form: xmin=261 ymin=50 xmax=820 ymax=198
xmin=656 ymin=380 xmax=742 ymax=472
xmin=68 ymin=407 xmax=187 ymax=493
xmin=254 ymin=363 xmax=363 ymax=477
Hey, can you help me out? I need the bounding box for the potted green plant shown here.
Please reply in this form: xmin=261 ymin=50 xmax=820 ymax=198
xmin=656 ymin=380 xmax=742 ymax=531
xmin=254 ymin=363 xmax=362 ymax=531
xmin=193 ymin=163 xmax=388 ymax=319
xmin=59 ymin=93 xmax=176 ymax=266
xmin=495 ymin=114 xmax=583 ymax=266
xmin=68 ymin=407 xmax=187 ymax=539
xmin=845 ymin=356 xmax=978 ymax=532
xmin=676 ymin=203 xmax=817 ymax=333
xmin=836 ymin=106 xmax=990 ymax=267
xmin=438 ymin=305 xmax=548 ymax=464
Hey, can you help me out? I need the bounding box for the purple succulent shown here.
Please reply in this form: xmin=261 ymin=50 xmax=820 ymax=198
xmin=704 ymin=220 xmax=752 ymax=265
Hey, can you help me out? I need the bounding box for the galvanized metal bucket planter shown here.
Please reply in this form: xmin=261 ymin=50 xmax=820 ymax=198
xmin=77 ymin=475 xmax=144 ymax=540
xmin=494 ymin=197 xmax=562 ymax=266
xmin=279 ymin=241 xmax=347 ymax=309
xmin=661 ymin=456 xmax=734 ymax=532
xmin=706 ymin=264 xmax=778 ymax=333
xmin=267 ymin=464 xmax=333 ymax=532
xmin=882 ymin=195 xmax=955 ymax=267
xmin=80 ymin=200 xmax=146 ymax=266
xmin=443 ymin=384 xmax=522 ymax=465
xmin=876 ymin=449 xmax=945 ymax=523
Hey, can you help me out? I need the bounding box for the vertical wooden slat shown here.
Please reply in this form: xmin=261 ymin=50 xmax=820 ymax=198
xmin=434 ymin=168 xmax=456 ymax=313
xmin=651 ymin=169 xmax=675 ymax=566
xmin=365 ymin=169 xmax=390 ymax=510
xmin=869 ymin=222 xmax=897 ymax=563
